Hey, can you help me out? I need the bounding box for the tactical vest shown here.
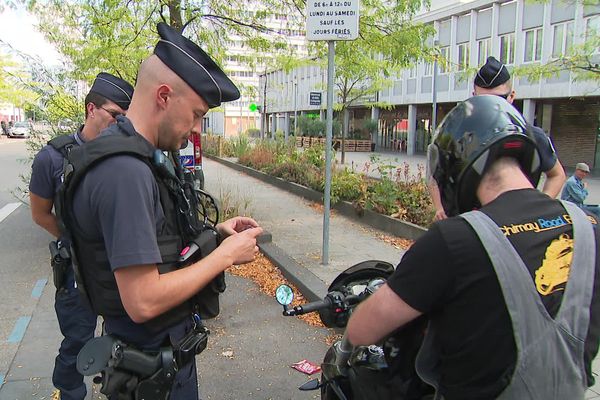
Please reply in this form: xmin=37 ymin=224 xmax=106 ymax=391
xmin=55 ymin=127 xmax=217 ymax=333
xmin=48 ymin=134 xmax=78 ymax=158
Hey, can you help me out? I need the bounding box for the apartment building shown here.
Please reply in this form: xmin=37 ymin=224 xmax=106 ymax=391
xmin=259 ymin=0 xmax=600 ymax=170
xmin=204 ymin=13 xmax=308 ymax=137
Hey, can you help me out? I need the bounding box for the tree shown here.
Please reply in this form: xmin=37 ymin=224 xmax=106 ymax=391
xmin=0 ymin=50 xmax=39 ymax=116
xmin=26 ymin=0 xmax=306 ymax=82
xmin=308 ymin=1 xmax=434 ymax=162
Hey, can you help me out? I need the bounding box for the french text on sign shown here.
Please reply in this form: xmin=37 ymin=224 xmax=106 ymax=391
xmin=306 ymin=0 xmax=360 ymax=41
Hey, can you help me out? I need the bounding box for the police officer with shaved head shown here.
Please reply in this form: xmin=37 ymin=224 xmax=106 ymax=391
xmin=57 ymin=24 xmax=262 ymax=399
xmin=29 ymin=72 xmax=134 ymax=400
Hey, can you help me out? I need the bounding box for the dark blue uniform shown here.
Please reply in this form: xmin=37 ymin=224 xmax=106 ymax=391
xmin=70 ymin=119 xmax=198 ymax=399
xmin=29 ymin=129 xmax=97 ymax=400
xmin=530 ymin=125 xmax=558 ymax=174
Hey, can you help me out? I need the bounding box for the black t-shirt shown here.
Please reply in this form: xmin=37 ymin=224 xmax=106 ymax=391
xmin=387 ymin=189 xmax=600 ymax=399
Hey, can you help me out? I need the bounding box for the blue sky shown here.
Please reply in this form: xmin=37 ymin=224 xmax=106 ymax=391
xmin=0 ymin=5 xmax=61 ymax=66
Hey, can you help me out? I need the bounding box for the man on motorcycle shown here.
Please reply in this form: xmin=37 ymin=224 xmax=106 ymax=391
xmin=346 ymin=95 xmax=600 ymax=399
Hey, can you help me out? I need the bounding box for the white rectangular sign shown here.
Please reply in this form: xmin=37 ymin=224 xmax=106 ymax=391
xmin=306 ymin=0 xmax=359 ymax=41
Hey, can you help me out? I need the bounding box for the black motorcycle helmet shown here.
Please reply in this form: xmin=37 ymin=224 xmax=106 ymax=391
xmin=428 ymin=95 xmax=542 ymax=216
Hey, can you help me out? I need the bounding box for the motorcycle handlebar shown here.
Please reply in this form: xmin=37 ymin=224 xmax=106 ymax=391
xmin=283 ymin=292 xmax=363 ymax=316
xmin=299 ymin=299 xmax=331 ymax=314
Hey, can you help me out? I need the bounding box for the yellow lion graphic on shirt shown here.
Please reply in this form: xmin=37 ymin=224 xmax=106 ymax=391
xmin=535 ymin=234 xmax=573 ymax=296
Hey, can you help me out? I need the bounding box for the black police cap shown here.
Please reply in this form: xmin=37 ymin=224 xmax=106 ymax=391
xmin=89 ymin=73 xmax=134 ymax=110
xmin=153 ymin=22 xmax=240 ymax=108
xmin=474 ymin=56 xmax=511 ymax=89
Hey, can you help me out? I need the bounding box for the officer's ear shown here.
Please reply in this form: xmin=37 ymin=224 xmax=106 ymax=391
xmin=156 ymin=84 xmax=173 ymax=111
xmin=85 ymin=102 xmax=96 ymax=119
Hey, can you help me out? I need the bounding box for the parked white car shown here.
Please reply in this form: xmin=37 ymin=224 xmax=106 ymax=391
xmin=8 ymin=121 xmax=32 ymax=138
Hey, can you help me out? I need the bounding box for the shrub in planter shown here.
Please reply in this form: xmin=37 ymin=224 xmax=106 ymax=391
xmin=239 ymin=145 xmax=276 ymax=170
xmin=330 ymin=169 xmax=364 ymax=204
xmin=267 ymin=161 xmax=320 ymax=188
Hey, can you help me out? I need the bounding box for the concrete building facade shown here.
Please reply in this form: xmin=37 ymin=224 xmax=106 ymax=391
xmin=204 ymin=13 xmax=308 ymax=137
xmin=259 ymin=0 xmax=600 ymax=170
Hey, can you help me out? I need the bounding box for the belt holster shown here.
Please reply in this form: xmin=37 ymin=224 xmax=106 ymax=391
xmin=77 ymin=322 xmax=209 ymax=400
xmin=49 ymin=240 xmax=71 ymax=291
xmin=174 ymin=322 xmax=209 ymax=367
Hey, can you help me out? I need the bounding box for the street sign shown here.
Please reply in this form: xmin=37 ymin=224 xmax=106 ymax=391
xmin=309 ymin=92 xmax=322 ymax=106
xmin=306 ymin=0 xmax=360 ymax=41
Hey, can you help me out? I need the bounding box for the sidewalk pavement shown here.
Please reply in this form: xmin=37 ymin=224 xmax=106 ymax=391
xmin=203 ymin=154 xmax=600 ymax=399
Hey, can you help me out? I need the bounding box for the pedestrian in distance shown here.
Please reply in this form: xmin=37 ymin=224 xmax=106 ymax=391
xmin=428 ymin=56 xmax=566 ymax=220
xmin=59 ymin=23 xmax=262 ymax=399
xmin=1 ymin=120 xmax=8 ymax=136
xmin=29 ymin=72 xmax=134 ymax=400
xmin=562 ymin=162 xmax=600 ymax=219
xmin=347 ymin=95 xmax=600 ymax=399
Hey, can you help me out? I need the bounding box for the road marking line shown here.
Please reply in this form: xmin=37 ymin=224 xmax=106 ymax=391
xmin=7 ymin=316 xmax=31 ymax=343
xmin=31 ymin=279 xmax=47 ymax=299
xmin=0 ymin=203 xmax=21 ymax=224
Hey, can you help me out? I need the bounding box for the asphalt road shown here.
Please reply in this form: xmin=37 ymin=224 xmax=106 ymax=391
xmin=0 ymin=139 xmax=331 ymax=399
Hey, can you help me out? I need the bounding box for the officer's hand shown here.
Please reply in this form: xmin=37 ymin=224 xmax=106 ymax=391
xmin=217 ymin=227 xmax=263 ymax=265
xmin=434 ymin=208 xmax=447 ymax=221
xmin=216 ymin=216 xmax=260 ymax=237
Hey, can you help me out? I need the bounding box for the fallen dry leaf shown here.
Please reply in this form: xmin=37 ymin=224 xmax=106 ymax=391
xmin=307 ymin=202 xmax=337 ymax=216
xmin=227 ymin=252 xmax=324 ymax=327
xmin=375 ymin=233 xmax=414 ymax=250
xmin=325 ymin=333 xmax=343 ymax=346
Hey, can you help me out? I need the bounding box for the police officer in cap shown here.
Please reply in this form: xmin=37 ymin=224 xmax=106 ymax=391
xmin=29 ymin=72 xmax=134 ymax=400
xmin=63 ymin=23 xmax=262 ymax=398
xmin=428 ymin=56 xmax=566 ymax=219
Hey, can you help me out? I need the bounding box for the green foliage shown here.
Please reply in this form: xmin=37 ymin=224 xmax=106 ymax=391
xmin=245 ymin=128 xmax=261 ymax=137
xmin=363 ymin=119 xmax=379 ymax=136
xmin=330 ymin=169 xmax=363 ymax=204
xmin=28 ymin=0 xmax=307 ymax=82
xmin=230 ymin=134 xmax=251 ymax=158
xmin=274 ymin=129 xmax=285 ymax=141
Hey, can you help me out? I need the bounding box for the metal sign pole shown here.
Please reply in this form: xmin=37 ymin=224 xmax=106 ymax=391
xmin=322 ymin=40 xmax=335 ymax=265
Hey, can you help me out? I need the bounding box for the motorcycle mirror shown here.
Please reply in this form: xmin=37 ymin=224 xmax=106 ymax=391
xmin=298 ymin=378 xmax=321 ymax=391
xmin=275 ymin=284 xmax=294 ymax=306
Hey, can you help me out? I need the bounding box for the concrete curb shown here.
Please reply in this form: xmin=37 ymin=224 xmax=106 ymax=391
xmin=258 ymin=241 xmax=327 ymax=303
xmin=256 ymin=230 xmax=327 ymax=302
xmin=207 ymin=154 xmax=428 ymax=240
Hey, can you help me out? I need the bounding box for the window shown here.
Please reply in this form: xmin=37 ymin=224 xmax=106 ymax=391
xmin=499 ymin=33 xmax=515 ymax=64
xmin=552 ymin=21 xmax=574 ymax=58
xmin=457 ymin=43 xmax=470 ymax=71
xmin=524 ymin=28 xmax=543 ymax=62
xmin=586 ymin=15 xmax=600 ymax=54
xmin=439 ymin=46 xmax=450 ymax=73
xmin=424 ymin=61 xmax=433 ymax=76
xmin=477 ymin=38 xmax=491 ymax=66
xmin=407 ymin=65 xmax=417 ymax=78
